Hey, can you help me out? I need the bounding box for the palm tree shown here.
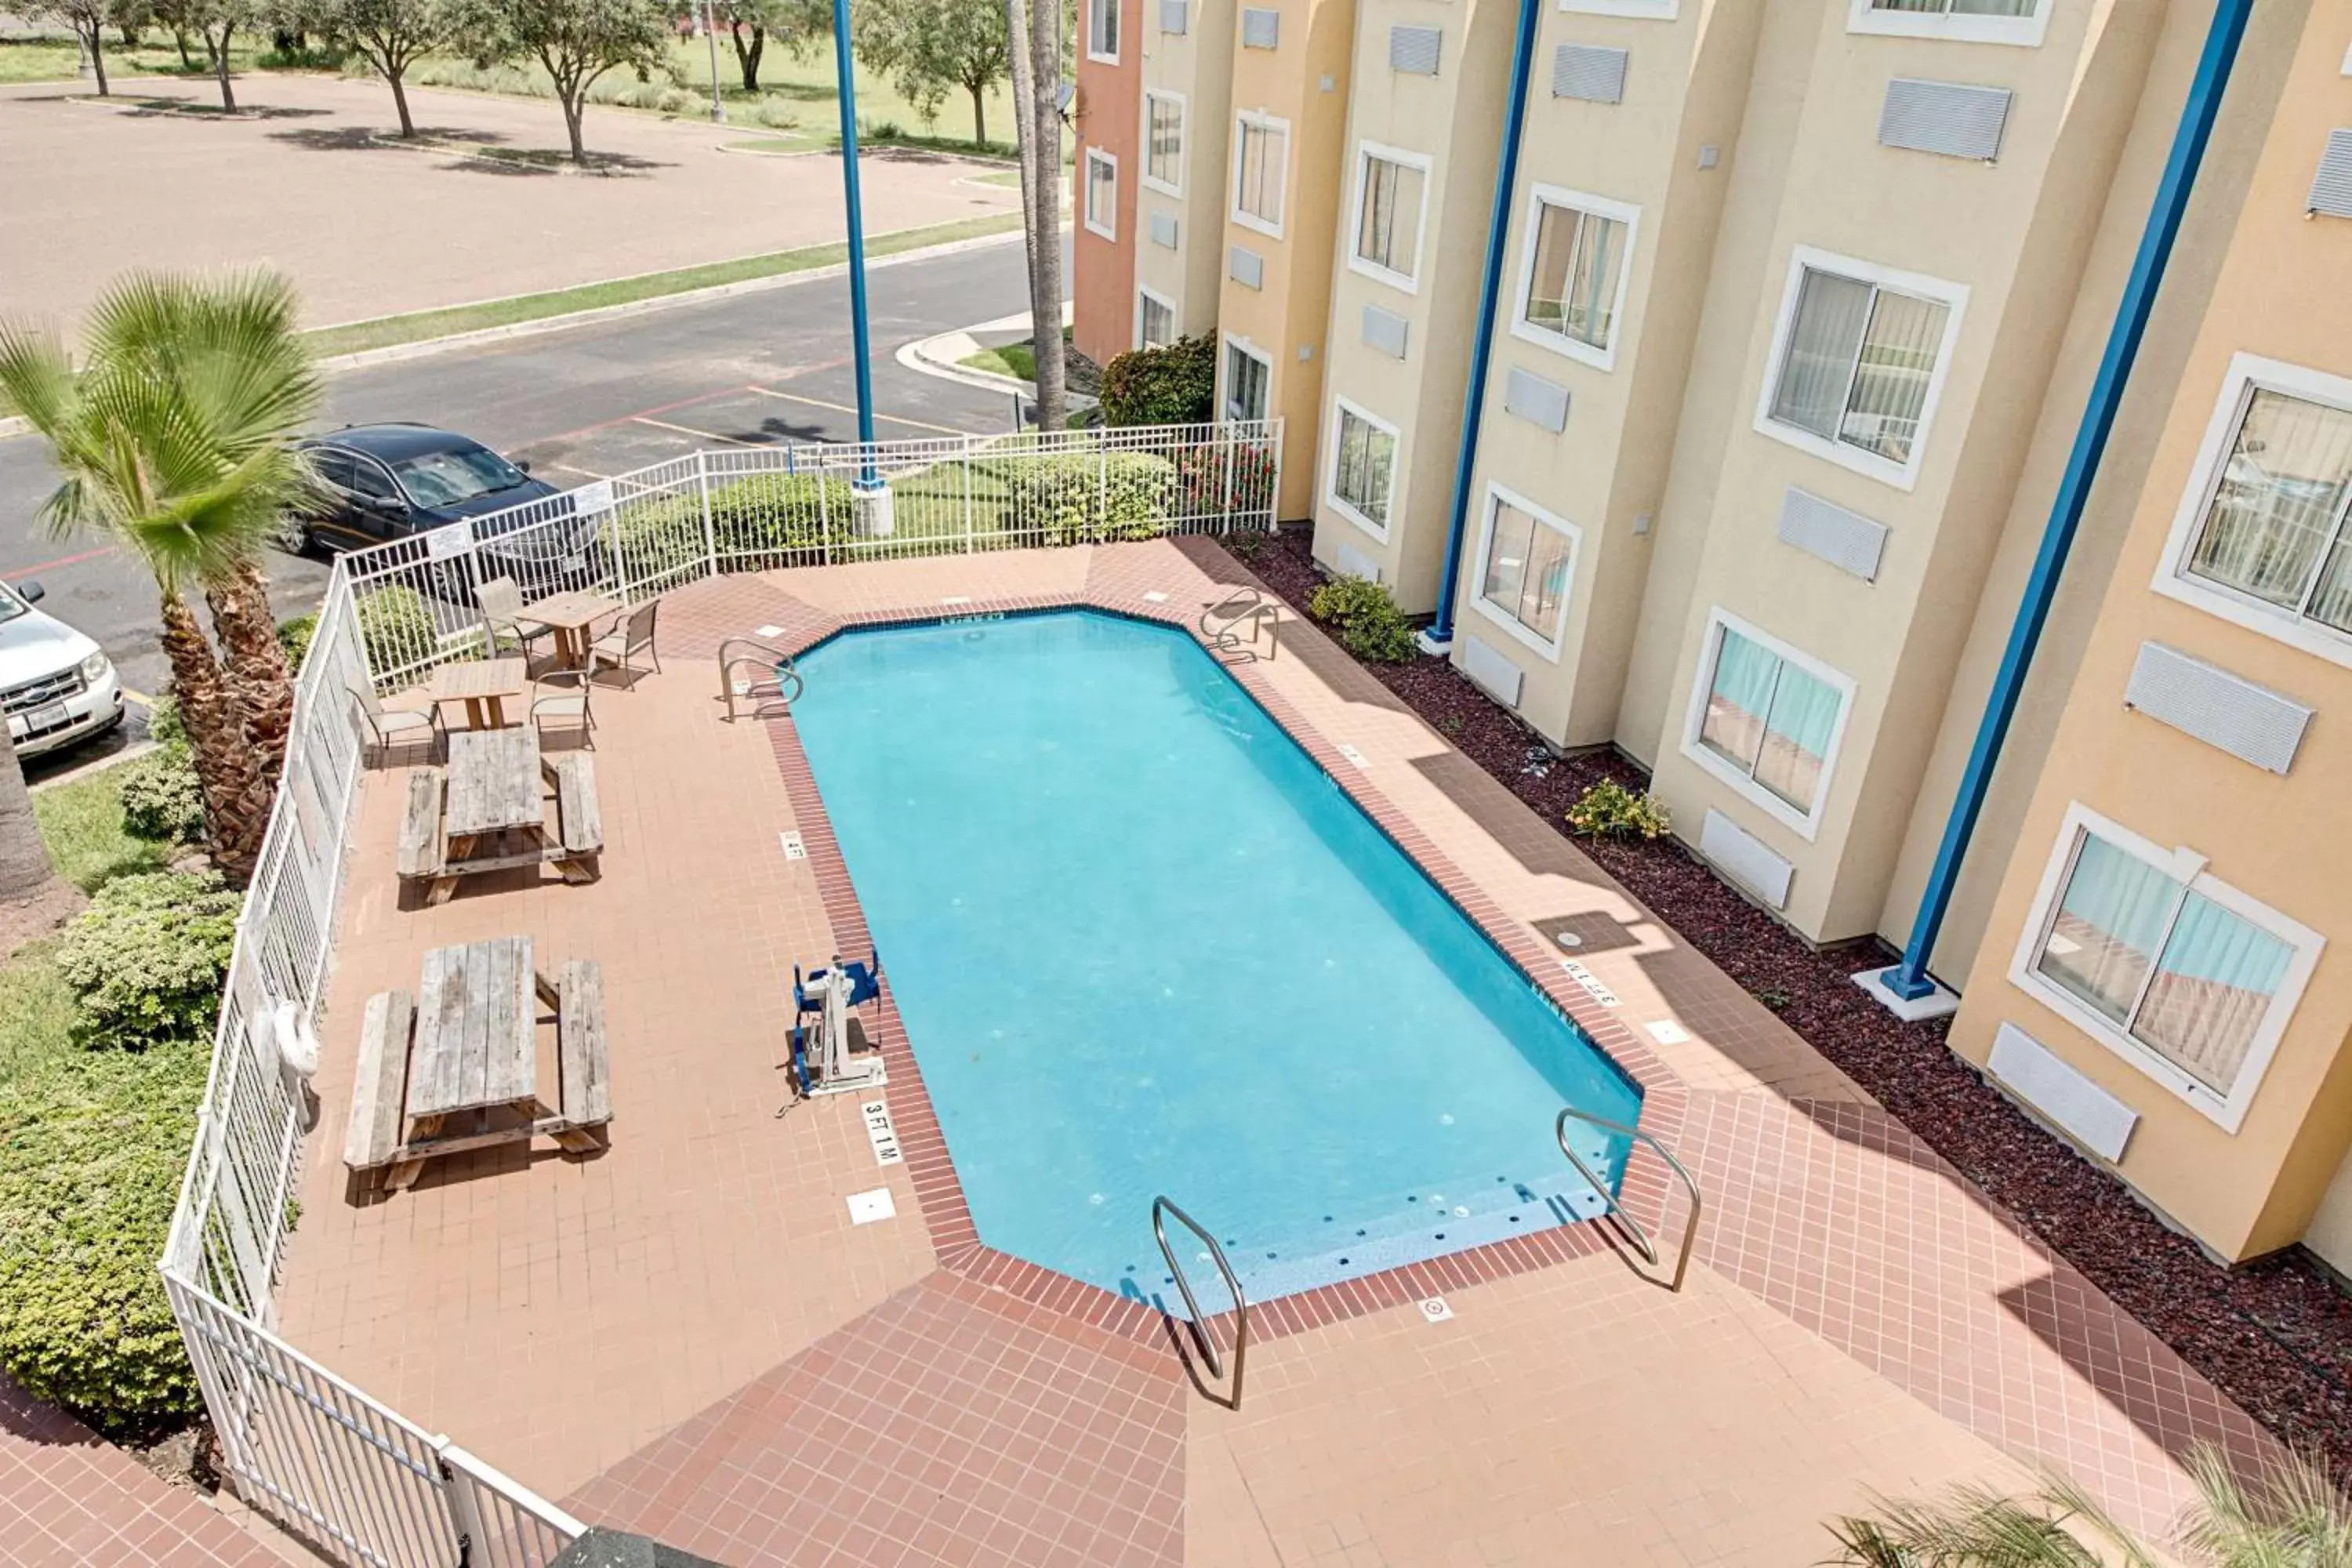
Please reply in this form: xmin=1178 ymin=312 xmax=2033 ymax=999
xmin=1825 ymin=1445 xmax=2352 ymax=1567
xmin=0 ymin=272 xmax=321 ymax=884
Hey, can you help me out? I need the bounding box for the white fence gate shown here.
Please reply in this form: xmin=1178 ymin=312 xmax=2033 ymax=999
xmin=159 ymin=420 xmax=1280 ymax=1565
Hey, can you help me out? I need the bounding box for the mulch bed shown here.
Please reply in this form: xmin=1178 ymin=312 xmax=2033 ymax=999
xmin=1225 ymin=524 xmax=2352 ymax=1469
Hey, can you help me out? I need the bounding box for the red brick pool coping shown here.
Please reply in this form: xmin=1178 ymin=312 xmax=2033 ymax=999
xmin=755 ymin=586 xmax=1694 ymax=1352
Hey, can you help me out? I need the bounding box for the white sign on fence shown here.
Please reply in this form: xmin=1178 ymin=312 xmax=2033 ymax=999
xmin=423 ymin=520 xmax=474 ymax=561
xmin=572 ymin=479 xmax=615 ymax=515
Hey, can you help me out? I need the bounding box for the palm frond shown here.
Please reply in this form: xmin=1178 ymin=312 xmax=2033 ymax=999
xmin=1824 ymin=1482 xmax=2111 ymax=1567
xmin=2178 ymin=1443 xmax=2352 ymax=1568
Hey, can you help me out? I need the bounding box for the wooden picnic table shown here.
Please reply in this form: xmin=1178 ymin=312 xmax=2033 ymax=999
xmin=400 ymin=729 xmax=606 ymax=904
xmin=518 ymin=590 xmax=622 ymax=670
xmin=428 ymin=657 xmax=527 ymax=730
xmin=344 ymin=936 xmax=612 ymax=1191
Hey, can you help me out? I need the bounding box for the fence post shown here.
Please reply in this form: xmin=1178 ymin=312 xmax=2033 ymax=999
xmin=1266 ymin=419 xmax=1283 ymax=534
xmin=1098 ymin=435 xmax=1109 ymax=539
xmin=963 ymin=437 xmax=976 ymax=554
xmin=697 ymin=452 xmax=718 ymax=576
xmin=816 ymin=453 xmax=834 ymax=568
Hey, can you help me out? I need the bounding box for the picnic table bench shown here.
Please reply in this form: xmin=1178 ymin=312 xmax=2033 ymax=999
xmin=344 ymin=937 xmax=612 ymax=1190
xmin=395 ymin=730 xmax=602 ymax=903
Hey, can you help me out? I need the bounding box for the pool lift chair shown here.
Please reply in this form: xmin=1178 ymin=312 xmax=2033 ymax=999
xmin=788 ymin=952 xmax=886 ymax=1098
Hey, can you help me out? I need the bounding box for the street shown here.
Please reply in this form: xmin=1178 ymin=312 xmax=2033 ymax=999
xmin=0 ymin=232 xmax=1040 ymax=773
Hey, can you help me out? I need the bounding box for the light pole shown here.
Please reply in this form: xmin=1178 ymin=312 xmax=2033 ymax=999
xmin=702 ymin=0 xmax=725 ymax=122
xmin=829 ymin=0 xmax=882 ymax=509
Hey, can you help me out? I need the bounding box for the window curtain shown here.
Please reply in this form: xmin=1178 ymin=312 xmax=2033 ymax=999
xmin=1482 ymin=503 xmax=1536 ymax=619
xmin=1874 ymin=0 xmax=2037 ymax=13
xmin=1149 ymin=101 xmax=1181 ymax=183
xmin=2187 ymin=389 xmax=2352 ymax=618
xmin=1840 ymin=290 xmax=1948 ymax=465
xmin=1525 ymin=206 xmax=1575 ymax=335
xmin=1697 ymin=629 xmax=1780 ymax=771
xmin=1563 ymin=215 xmax=1624 ymax=347
xmin=1337 ymin=415 xmax=1393 ymax=525
xmin=1358 ymin=159 xmax=1406 ymax=270
xmin=1239 ymin=125 xmax=1286 ymax=224
xmin=2036 ymin=833 xmax=2180 ymax=1025
xmin=1088 ymin=158 xmax=1114 ymax=227
xmin=1753 ymin=662 xmax=1840 ymax=811
xmin=1769 ymin=271 xmax=1871 ymax=440
xmin=1522 ymin=522 xmax=1572 ymax=633
xmin=2136 ymin=892 xmax=2293 ymax=1092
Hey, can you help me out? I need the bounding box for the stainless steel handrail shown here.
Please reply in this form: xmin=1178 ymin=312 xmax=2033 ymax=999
xmin=717 ymin=638 xmax=804 ymax=720
xmin=1555 ymin=1108 xmax=1703 ymax=1294
xmin=1152 ymin=1196 xmax=1249 ymax=1405
xmin=1198 ymin=589 xmax=1279 ymax=661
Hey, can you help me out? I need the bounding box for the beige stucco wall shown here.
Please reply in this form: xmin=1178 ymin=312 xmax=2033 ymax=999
xmin=1218 ymin=0 xmax=1357 ymax=519
xmin=1136 ymin=0 xmax=1237 ymax=342
xmin=1947 ymin=0 xmax=2352 ymax=1265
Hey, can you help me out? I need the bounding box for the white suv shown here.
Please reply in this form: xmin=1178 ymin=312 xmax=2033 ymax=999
xmin=1 ymin=579 xmax=124 ymax=760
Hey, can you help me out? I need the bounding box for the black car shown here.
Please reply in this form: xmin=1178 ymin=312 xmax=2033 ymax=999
xmin=291 ymin=424 xmax=597 ymax=586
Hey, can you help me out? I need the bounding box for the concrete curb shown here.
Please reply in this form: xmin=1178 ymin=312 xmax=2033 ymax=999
xmin=896 ymin=303 xmax=1091 ymax=404
xmin=0 ymin=227 xmax=1029 ymax=441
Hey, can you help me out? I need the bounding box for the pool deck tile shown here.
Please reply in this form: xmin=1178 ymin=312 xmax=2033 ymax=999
xmin=273 ymin=543 xmax=2284 ymax=1564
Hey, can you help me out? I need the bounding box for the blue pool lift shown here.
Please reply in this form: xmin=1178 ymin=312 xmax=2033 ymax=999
xmin=788 ymin=951 xmax=886 ymax=1098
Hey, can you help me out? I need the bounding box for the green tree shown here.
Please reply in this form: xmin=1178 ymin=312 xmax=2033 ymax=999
xmin=688 ymin=0 xmax=826 ymax=93
xmin=1826 ymin=1446 xmax=2352 ymax=1567
xmin=852 ymin=0 xmax=1007 ymax=144
xmin=29 ymin=0 xmax=132 ymax=95
xmin=0 ymin=272 xmax=319 ymax=884
xmin=187 ymin=0 xmax=258 ymax=110
xmin=303 ymin=0 xmax=450 ymax=135
xmin=445 ymin=0 xmax=670 ymax=161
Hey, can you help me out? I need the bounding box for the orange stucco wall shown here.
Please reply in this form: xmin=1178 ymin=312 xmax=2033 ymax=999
xmin=1073 ymin=0 xmax=1141 ymax=369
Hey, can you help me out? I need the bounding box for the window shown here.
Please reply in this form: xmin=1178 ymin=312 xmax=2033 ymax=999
xmin=1143 ymin=92 xmax=1184 ymax=194
xmin=1084 ymin=149 xmax=1117 ymax=240
xmin=1349 ymin=144 xmax=1429 ymax=290
xmin=1222 ymin=337 xmax=1271 ymax=423
xmin=2155 ymin=355 xmax=2352 ymax=665
xmin=1087 ymin=0 xmax=1119 ymax=61
xmin=1232 ymin=113 xmax=1289 ymax=236
xmin=1472 ymin=485 xmax=1579 ymax=655
xmin=1758 ymin=247 xmax=1966 ymax=488
xmin=1681 ymin=611 xmax=1854 ymax=835
xmin=1138 ymin=288 xmax=1176 ymax=349
xmin=1327 ymin=400 xmax=1399 ymax=535
xmin=2013 ymin=804 xmax=2322 ymax=1130
xmin=1512 ymin=187 xmax=1637 ymax=369
xmin=1847 ymin=0 xmax=2047 ymax=44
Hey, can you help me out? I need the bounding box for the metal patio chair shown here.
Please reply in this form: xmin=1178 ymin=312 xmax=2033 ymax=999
xmin=590 ymin=598 xmax=661 ymax=684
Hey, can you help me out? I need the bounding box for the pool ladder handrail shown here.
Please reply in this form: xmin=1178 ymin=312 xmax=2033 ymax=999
xmin=1199 ymin=588 xmax=1279 ymax=662
xmin=1555 ymin=1108 xmax=1703 ymax=1294
xmin=1152 ymin=1196 xmax=1249 ymax=1406
xmin=717 ymin=637 xmax=805 ymax=720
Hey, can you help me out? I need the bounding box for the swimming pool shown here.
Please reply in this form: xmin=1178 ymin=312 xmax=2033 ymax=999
xmin=790 ymin=611 xmax=1643 ymax=1307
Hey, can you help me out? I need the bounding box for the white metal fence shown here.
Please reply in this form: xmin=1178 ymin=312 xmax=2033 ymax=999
xmin=158 ymin=419 xmax=1280 ymax=1566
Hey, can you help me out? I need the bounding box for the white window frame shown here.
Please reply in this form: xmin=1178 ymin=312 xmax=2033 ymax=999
xmin=1087 ymin=0 xmax=1120 ymax=64
xmin=1323 ymin=396 xmax=1402 ymax=541
xmin=1135 ymin=285 xmax=1179 ymax=350
xmin=1345 ymin=140 xmax=1433 ymax=296
xmin=1083 ymin=148 xmax=1118 ymax=241
xmin=1231 ymin=109 xmax=1291 ymax=240
xmin=1846 ymin=0 xmax=2050 ymax=49
xmin=2152 ymin=352 xmax=2352 ymax=670
xmin=1508 ymin=184 xmax=1641 ymax=373
xmin=1219 ymin=332 xmax=1275 ymax=425
xmin=1141 ymin=89 xmax=1185 ymax=197
xmin=2008 ymin=801 xmax=2324 ymax=1133
xmin=1678 ymin=607 xmax=1857 ymax=840
xmin=1753 ymin=244 xmax=1969 ymax=493
xmin=1468 ymin=481 xmax=1581 ymax=660
xmin=1560 ymin=0 xmax=1676 ymax=17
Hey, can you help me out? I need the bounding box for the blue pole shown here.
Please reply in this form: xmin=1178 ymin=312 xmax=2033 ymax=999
xmin=830 ymin=0 xmax=880 ymax=486
xmin=1423 ymin=0 xmax=1541 ymax=650
xmin=1876 ymin=0 xmax=2252 ymax=1004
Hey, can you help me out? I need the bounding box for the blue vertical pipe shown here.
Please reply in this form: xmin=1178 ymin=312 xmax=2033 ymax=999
xmin=1425 ymin=0 xmax=1543 ymax=647
xmin=831 ymin=0 xmax=880 ymax=486
xmin=1878 ymin=0 xmax=2252 ymax=1002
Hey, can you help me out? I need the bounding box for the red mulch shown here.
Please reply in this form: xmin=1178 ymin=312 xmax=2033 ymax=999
xmin=1227 ymin=525 xmax=2352 ymax=1468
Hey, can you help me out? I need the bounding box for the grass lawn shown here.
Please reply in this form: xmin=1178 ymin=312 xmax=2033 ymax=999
xmin=0 ymin=31 xmax=270 ymax=85
xmin=33 ymin=768 xmax=174 ymax=893
xmin=0 ymin=941 xmax=77 ymax=1080
xmin=960 ymin=343 xmax=1035 ymax=381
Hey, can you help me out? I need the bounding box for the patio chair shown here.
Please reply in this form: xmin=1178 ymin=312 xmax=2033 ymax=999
xmin=477 ymin=576 xmax=554 ymax=662
xmin=590 ymin=599 xmax=661 ymax=682
xmin=530 ymin=670 xmax=596 ymax=749
xmin=350 ymin=680 xmax=444 ymax=765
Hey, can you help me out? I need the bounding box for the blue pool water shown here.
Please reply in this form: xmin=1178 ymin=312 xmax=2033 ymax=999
xmin=790 ymin=612 xmax=1642 ymax=1307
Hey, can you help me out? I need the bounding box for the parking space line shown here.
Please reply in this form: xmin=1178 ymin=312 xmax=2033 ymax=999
xmin=541 ymin=460 xmax=612 ymax=482
xmin=631 ymin=416 xmax=763 ymax=446
xmin=742 ymin=386 xmax=978 ymax=437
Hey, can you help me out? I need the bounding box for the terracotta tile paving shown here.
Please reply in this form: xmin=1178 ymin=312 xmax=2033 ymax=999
xmin=270 ymin=541 xmax=2281 ymax=1564
xmin=565 ymin=1272 xmax=1185 ymax=1567
xmin=0 ymin=1374 xmax=283 ymax=1567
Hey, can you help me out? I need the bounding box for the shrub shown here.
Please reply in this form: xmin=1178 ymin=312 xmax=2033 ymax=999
xmin=146 ymin=691 xmax=183 ymax=746
xmin=276 ymin=612 xmax=316 ymax=673
xmin=53 ymin=872 xmax=240 ymax=1051
xmin=354 ymin=584 xmax=438 ymax=677
xmin=1308 ymin=575 xmax=1417 ymax=663
xmin=608 ymin=471 xmax=857 ymax=578
xmin=118 ymin=745 xmax=207 ymax=844
xmin=1178 ymin=441 xmax=1277 ymax=517
xmin=754 ymin=96 xmax=800 ymax=129
xmin=1000 ymin=448 xmax=1180 ymax=544
xmin=1565 ymin=781 xmax=1671 ymax=842
xmin=1099 ymin=334 xmax=1218 ymax=426
xmin=0 ymin=1037 xmax=206 ymax=1439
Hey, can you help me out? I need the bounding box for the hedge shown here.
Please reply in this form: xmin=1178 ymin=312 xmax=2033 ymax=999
xmin=53 ymin=872 xmax=241 ymax=1051
xmin=118 ymin=744 xmax=207 ymax=844
xmin=0 ymin=1036 xmax=207 ymax=1439
xmin=608 ymin=472 xmax=858 ymax=579
xmin=1099 ymin=335 xmax=1217 ymax=427
xmin=996 ymin=448 xmax=1181 ymax=545
xmin=1308 ymin=575 xmax=1418 ymax=663
xmin=353 ymin=583 xmax=441 ymax=677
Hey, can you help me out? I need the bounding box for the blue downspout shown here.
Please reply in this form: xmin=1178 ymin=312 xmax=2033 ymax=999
xmin=1423 ymin=0 xmax=1542 ymax=650
xmin=831 ymin=0 xmax=880 ymax=488
xmin=1875 ymin=0 xmax=2253 ymax=1004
